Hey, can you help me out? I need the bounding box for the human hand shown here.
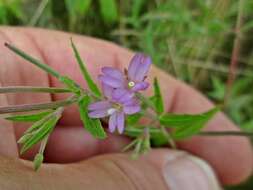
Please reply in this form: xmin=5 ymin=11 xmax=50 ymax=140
xmin=0 ymin=27 xmax=252 ymax=190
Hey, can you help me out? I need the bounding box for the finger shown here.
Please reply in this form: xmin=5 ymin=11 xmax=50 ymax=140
xmin=1 ymin=149 xmax=221 ymax=190
xmin=0 ymin=84 xmax=18 ymax=157
xmin=44 ymin=126 xmax=130 ymax=163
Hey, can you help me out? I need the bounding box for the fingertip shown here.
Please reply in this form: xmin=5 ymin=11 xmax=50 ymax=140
xmin=179 ymin=134 xmax=253 ymax=185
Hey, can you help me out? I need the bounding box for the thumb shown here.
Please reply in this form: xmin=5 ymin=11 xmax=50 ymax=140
xmin=19 ymin=149 xmax=221 ymax=190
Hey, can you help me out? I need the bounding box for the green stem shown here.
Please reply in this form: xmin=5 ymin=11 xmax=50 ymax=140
xmin=161 ymin=125 xmax=177 ymax=149
xmin=5 ymin=43 xmax=61 ymax=78
xmin=198 ymin=131 xmax=253 ymax=137
xmin=0 ymin=86 xmax=72 ymax=94
xmin=39 ymin=134 xmax=49 ymax=154
xmin=136 ymin=93 xmax=156 ymax=111
xmin=0 ymin=96 xmax=77 ymax=114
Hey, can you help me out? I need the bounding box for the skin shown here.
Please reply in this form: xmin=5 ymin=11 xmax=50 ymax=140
xmin=0 ymin=27 xmax=252 ymax=189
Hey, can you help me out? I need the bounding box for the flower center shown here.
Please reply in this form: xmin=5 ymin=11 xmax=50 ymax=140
xmin=107 ymin=108 xmax=116 ymax=115
xmin=107 ymin=103 xmax=122 ymax=115
xmin=128 ymin=81 xmax=135 ymax=88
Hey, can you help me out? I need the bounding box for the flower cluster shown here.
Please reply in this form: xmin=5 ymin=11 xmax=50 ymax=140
xmin=88 ymin=53 xmax=152 ymax=134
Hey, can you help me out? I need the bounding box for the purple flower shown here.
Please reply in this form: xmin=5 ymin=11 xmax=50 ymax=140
xmin=88 ymin=84 xmax=140 ymax=134
xmin=98 ymin=53 xmax=151 ymax=92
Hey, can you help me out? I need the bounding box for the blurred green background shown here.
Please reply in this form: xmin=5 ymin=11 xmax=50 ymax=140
xmin=0 ymin=0 xmax=253 ymax=189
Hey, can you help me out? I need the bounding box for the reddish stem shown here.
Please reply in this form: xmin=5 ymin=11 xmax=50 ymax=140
xmin=224 ymin=0 xmax=244 ymax=106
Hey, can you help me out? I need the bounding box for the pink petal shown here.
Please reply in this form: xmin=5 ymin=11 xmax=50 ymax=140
xmin=116 ymin=112 xmax=125 ymax=134
xmin=88 ymin=101 xmax=111 ymax=111
xmin=109 ymin=113 xmax=117 ymax=133
xmin=123 ymin=104 xmax=141 ymax=114
xmin=102 ymin=67 xmax=124 ymax=81
xmin=98 ymin=75 xmax=124 ymax=88
xmin=131 ymin=81 xmax=149 ymax=92
xmin=134 ymin=56 xmax=152 ymax=81
xmin=128 ymin=54 xmax=143 ymax=80
xmin=123 ymin=98 xmax=139 ymax=106
xmin=88 ymin=110 xmax=108 ymax=118
xmin=112 ymin=89 xmax=134 ymax=103
xmin=102 ymin=83 xmax=113 ymax=99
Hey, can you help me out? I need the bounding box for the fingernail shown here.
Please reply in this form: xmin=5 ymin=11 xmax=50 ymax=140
xmin=163 ymin=152 xmax=222 ymax=190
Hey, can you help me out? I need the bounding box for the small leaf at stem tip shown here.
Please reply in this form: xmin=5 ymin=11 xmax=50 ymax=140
xmin=23 ymin=114 xmax=53 ymax=135
xmin=160 ymin=107 xmax=220 ymax=140
xmin=6 ymin=111 xmax=53 ymax=122
xmin=70 ymin=39 xmax=101 ymax=97
xmin=17 ymin=133 xmax=33 ymax=144
xmin=78 ymin=95 xmax=106 ymax=139
xmin=150 ymin=77 xmax=164 ymax=114
xmin=131 ymin=139 xmax=142 ymax=159
xmin=34 ymin=153 xmax=44 ymax=171
xmin=20 ymin=114 xmax=61 ymax=154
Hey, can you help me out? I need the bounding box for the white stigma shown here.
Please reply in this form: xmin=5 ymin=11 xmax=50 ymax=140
xmin=128 ymin=81 xmax=135 ymax=88
xmin=107 ymin=108 xmax=116 ymax=115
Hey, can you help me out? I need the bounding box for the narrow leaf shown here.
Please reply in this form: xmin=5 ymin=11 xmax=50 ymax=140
xmin=59 ymin=76 xmax=81 ymax=94
xmin=34 ymin=153 xmax=44 ymax=171
xmin=160 ymin=107 xmax=219 ymax=140
xmin=23 ymin=113 xmax=55 ymax=135
xmin=17 ymin=133 xmax=33 ymax=144
xmin=6 ymin=111 xmax=52 ymax=122
xmin=78 ymin=95 xmax=106 ymax=139
xmin=5 ymin=43 xmax=61 ymax=78
xmin=150 ymin=78 xmax=164 ymax=114
xmin=71 ymin=39 xmax=101 ymax=97
xmin=20 ymin=116 xmax=60 ymax=154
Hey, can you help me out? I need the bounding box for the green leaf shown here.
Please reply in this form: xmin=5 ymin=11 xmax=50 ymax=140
xmin=78 ymin=95 xmax=106 ymax=139
xmin=5 ymin=43 xmax=61 ymax=78
xmin=98 ymin=0 xmax=118 ymax=24
xmin=17 ymin=133 xmax=33 ymax=144
xmin=6 ymin=111 xmax=52 ymax=122
xmin=126 ymin=113 xmax=143 ymax=125
xmin=33 ymin=153 xmax=44 ymax=171
xmin=59 ymin=75 xmax=81 ymax=94
xmin=20 ymin=115 xmax=60 ymax=154
xmin=160 ymin=107 xmax=219 ymax=140
xmin=71 ymin=39 xmax=101 ymax=97
xmin=150 ymin=132 xmax=169 ymax=147
xmin=150 ymin=77 xmax=164 ymax=114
